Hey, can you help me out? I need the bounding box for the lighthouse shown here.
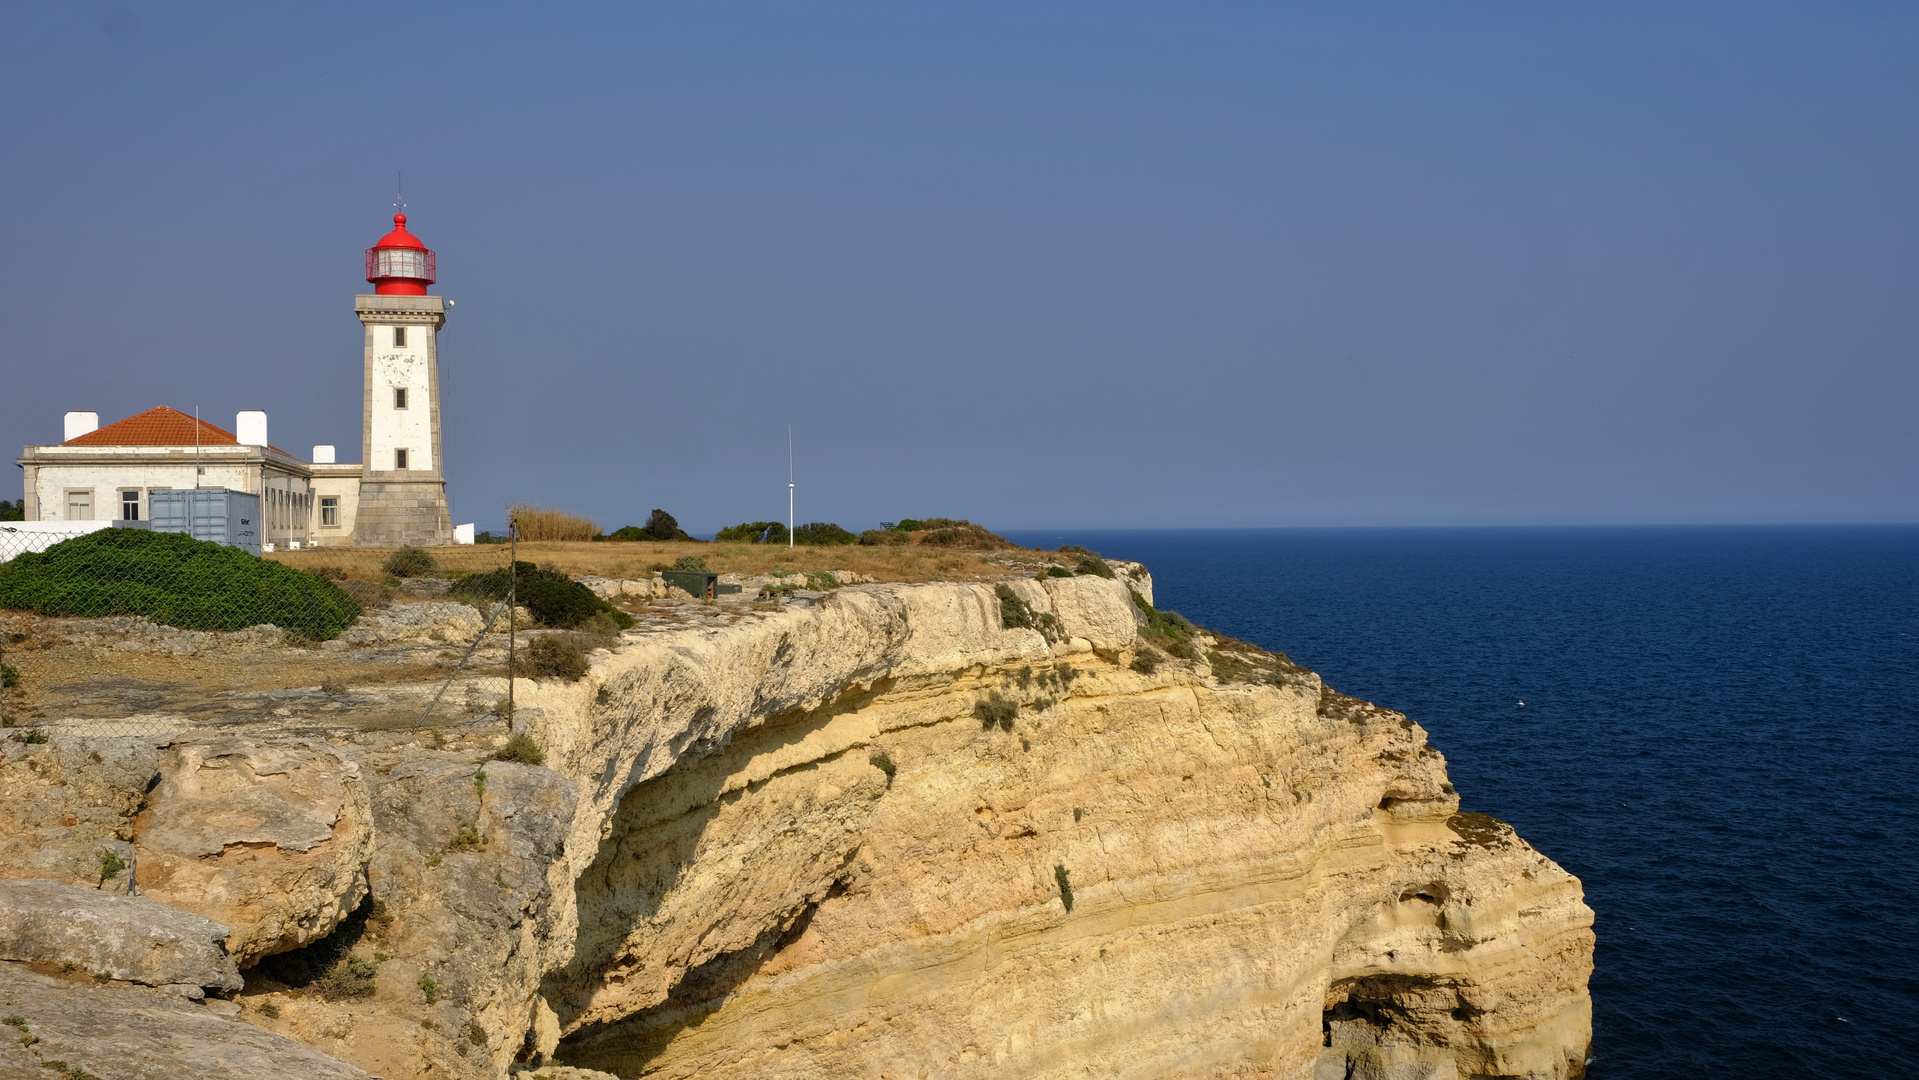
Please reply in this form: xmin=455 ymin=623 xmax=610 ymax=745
xmin=352 ymin=212 xmax=454 ymax=545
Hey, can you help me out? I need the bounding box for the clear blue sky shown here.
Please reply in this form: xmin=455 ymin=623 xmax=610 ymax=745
xmin=3 ymin=3 xmax=1914 ymax=532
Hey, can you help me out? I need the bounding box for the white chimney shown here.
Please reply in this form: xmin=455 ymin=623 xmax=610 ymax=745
xmin=236 ymin=410 xmax=268 ymax=448
xmin=311 ymin=444 xmax=336 ymax=464
xmin=63 ymin=411 xmax=98 ymax=441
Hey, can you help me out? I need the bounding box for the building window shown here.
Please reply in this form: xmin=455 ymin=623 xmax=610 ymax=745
xmin=394 ymin=326 xmax=407 ymax=347
xmin=321 ymin=497 xmax=339 ymax=527
xmin=121 ymin=490 xmax=140 ymax=520
xmin=395 ymin=448 xmax=409 ymax=470
xmin=394 ymin=387 xmax=408 ymax=410
xmin=66 ymin=490 xmax=92 ymax=521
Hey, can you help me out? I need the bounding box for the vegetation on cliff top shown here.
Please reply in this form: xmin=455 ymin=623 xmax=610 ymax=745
xmin=0 ymin=529 xmax=361 ymax=639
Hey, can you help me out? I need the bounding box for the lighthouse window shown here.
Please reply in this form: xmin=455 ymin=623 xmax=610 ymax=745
xmin=394 ymin=388 xmax=408 ymax=410
xmin=395 ymin=448 xmax=409 ymax=470
xmin=393 ymin=326 xmax=407 ymax=347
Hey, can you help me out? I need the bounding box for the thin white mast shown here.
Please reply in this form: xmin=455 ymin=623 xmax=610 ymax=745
xmin=787 ymin=426 xmax=794 ymax=549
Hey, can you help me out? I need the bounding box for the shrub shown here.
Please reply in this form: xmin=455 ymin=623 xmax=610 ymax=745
xmin=672 ymin=555 xmax=710 ymax=573
xmin=974 ymin=691 xmax=1017 ymax=731
xmin=643 ymin=509 xmax=690 ymax=541
xmin=517 ymin=635 xmax=589 ymax=681
xmin=1 ymin=664 xmax=16 ymax=689
xmin=0 ymin=499 xmax=22 ymax=522
xmin=508 ymin=505 xmax=598 ymax=542
xmin=792 ymin=522 xmax=857 ymax=545
xmin=315 ymin=954 xmax=380 ymax=999
xmin=450 ymin=562 xmax=633 ymax=630
xmin=1131 ymin=588 xmax=1197 ymax=659
xmin=465 ymin=1019 xmax=488 ymax=1046
xmin=1063 ymin=547 xmax=1115 ymax=578
xmin=1130 ymin=651 xmax=1159 ymax=674
xmin=716 ymin=521 xmax=787 ymax=544
xmin=0 ymin=530 xmax=360 ymax=639
xmin=1038 ymin=566 xmax=1073 ymax=579
xmin=418 ymin=974 xmax=439 ymax=1004
xmin=97 ymin=849 xmax=126 ymax=883
xmin=995 ymin=584 xmax=1063 ymax=642
xmin=382 ymin=546 xmax=439 ymax=578
xmin=856 ymin=528 xmax=909 ymax=546
xmin=259 ymin=1002 xmax=281 ymax=1019
xmin=1054 ymin=864 xmax=1074 ymax=912
xmin=607 ymin=525 xmax=647 ymax=541
xmin=494 ymin=733 xmax=546 ymax=765
xmin=917 ymin=519 xmax=1008 ymax=549
xmin=892 ymin=519 xmax=924 ymax=532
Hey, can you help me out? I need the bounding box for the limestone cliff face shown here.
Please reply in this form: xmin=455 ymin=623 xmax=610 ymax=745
xmin=0 ymin=564 xmax=1592 ymax=1080
xmin=480 ymin=569 xmax=1587 ymax=1079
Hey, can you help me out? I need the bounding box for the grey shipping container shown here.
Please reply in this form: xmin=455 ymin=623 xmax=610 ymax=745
xmin=147 ymin=489 xmax=263 ymax=556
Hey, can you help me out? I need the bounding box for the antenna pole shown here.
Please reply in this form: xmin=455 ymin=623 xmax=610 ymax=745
xmin=787 ymin=426 xmax=794 ymax=549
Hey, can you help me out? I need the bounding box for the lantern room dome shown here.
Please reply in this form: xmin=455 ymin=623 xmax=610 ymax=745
xmin=365 ymin=212 xmax=436 ymax=295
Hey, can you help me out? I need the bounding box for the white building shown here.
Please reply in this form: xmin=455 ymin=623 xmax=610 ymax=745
xmin=15 ymin=212 xmax=466 ymax=548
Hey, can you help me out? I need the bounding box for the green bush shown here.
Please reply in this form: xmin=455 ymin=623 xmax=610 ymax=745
xmin=974 ymin=691 xmax=1017 ymax=731
xmin=0 ymin=500 xmax=23 ymax=522
xmin=1038 ymin=565 xmax=1073 ymax=579
xmin=1063 ymin=547 xmax=1115 ymax=579
xmin=450 ymin=562 xmax=633 ymax=630
xmin=644 ymin=508 xmax=691 ymax=541
xmin=418 ymin=973 xmax=440 ymax=1005
xmin=494 ymin=733 xmax=547 ymax=764
xmin=0 ymin=530 xmax=360 ymax=639
xmin=382 ymin=546 xmax=439 ymax=578
xmin=97 ymin=849 xmax=126 ymax=883
xmin=315 ymin=954 xmax=380 ymax=999
xmin=716 ymin=521 xmax=787 ymax=544
xmin=516 ymin=635 xmax=589 ymax=681
xmin=917 ymin=519 xmax=1008 ymax=549
xmin=1054 ymin=864 xmax=1074 ymax=912
xmin=1 ymin=664 xmax=16 ymax=689
xmin=1131 ymin=588 xmax=1197 ymax=659
xmin=995 ymin=584 xmax=1063 ymax=642
xmin=607 ymin=525 xmax=649 ymax=541
xmin=1130 ymin=651 xmax=1159 ymax=674
xmin=856 ymin=528 xmax=910 ymax=546
xmin=892 ymin=519 xmax=924 ymax=532
xmin=792 ymin=522 xmax=857 ymax=545
xmin=672 ymin=555 xmax=709 ymax=573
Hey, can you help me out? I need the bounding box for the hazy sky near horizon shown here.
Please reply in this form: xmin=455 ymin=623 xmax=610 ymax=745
xmin=3 ymin=3 xmax=1915 ymax=532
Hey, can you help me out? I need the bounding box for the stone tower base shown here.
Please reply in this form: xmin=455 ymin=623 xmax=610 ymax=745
xmin=352 ymin=480 xmax=453 ymax=546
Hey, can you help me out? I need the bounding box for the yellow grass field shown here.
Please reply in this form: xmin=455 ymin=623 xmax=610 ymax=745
xmin=267 ymin=539 xmax=1051 ymax=584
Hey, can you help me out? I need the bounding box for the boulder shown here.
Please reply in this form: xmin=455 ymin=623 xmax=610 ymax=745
xmin=0 ymin=878 xmax=241 ymax=991
xmin=1039 ymin=574 xmax=1140 ymax=652
xmin=339 ymin=600 xmax=487 ymax=646
xmin=0 ymin=961 xmax=369 ymax=1079
xmin=132 ymin=739 xmax=373 ymax=966
xmin=0 ymin=734 xmax=159 ymax=890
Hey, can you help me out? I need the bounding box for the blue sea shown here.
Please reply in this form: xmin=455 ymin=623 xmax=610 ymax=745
xmin=1004 ymin=527 xmax=1919 ymax=1078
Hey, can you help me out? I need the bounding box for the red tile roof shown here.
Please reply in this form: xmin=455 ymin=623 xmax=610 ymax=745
xmin=64 ymin=406 xmax=240 ymax=447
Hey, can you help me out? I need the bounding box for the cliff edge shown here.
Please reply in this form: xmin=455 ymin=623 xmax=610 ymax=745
xmin=0 ymin=563 xmax=1592 ymax=1080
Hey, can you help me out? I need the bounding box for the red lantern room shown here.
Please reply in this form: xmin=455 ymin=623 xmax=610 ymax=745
xmin=364 ymin=213 xmax=436 ymax=295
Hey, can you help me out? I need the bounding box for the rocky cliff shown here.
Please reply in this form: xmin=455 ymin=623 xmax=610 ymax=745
xmin=0 ymin=563 xmax=1592 ymax=1080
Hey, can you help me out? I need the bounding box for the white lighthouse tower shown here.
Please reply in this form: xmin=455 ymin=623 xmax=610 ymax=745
xmin=351 ymin=212 xmax=453 ymax=545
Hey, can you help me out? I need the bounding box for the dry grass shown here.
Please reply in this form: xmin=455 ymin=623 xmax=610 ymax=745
xmin=508 ymin=506 xmax=598 ymax=542
xmin=271 ymin=540 xmax=1047 ymax=584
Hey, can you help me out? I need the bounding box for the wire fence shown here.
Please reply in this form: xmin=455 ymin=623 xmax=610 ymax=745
xmin=0 ymin=522 xmax=531 ymax=742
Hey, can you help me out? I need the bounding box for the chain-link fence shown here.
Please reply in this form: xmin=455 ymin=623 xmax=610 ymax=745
xmin=0 ymin=524 xmax=530 ymax=741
